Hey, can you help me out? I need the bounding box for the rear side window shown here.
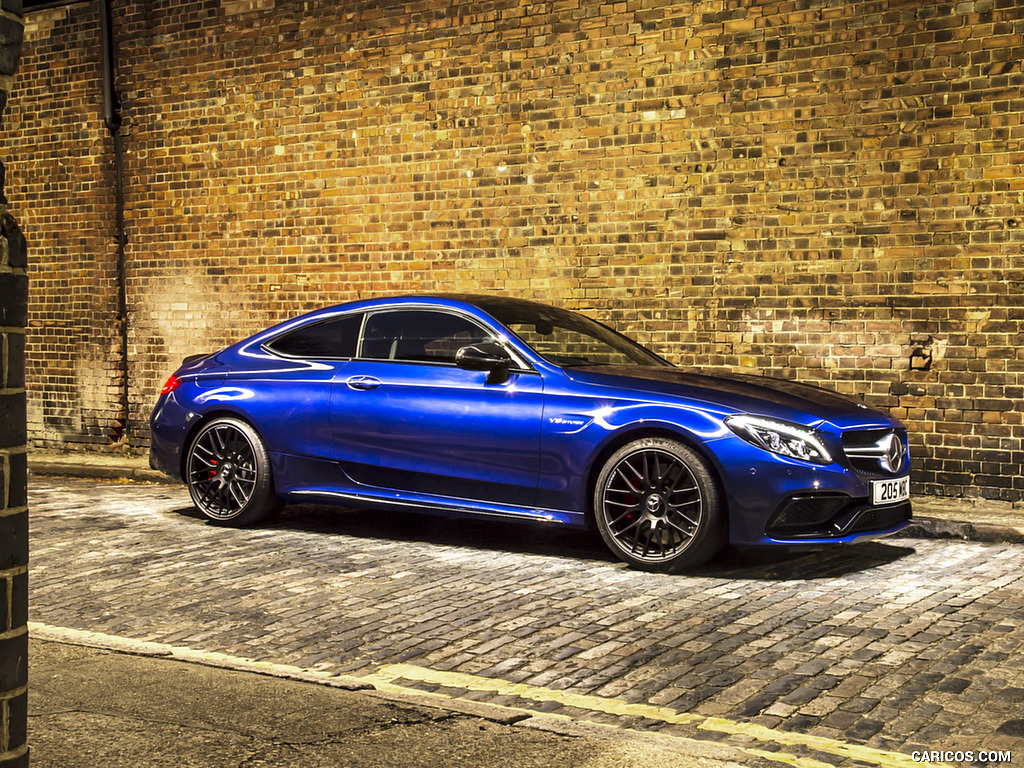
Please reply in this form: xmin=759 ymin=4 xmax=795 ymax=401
xmin=266 ymin=313 xmax=363 ymax=358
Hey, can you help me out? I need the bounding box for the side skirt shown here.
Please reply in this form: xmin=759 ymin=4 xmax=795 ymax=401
xmin=287 ymin=488 xmax=586 ymax=527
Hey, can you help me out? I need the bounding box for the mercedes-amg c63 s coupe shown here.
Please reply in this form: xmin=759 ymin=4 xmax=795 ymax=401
xmin=150 ymin=294 xmax=912 ymax=572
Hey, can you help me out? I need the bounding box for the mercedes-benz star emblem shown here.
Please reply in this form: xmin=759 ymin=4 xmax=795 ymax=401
xmin=880 ymin=433 xmax=905 ymax=474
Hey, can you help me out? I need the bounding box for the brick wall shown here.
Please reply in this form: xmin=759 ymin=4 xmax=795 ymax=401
xmin=0 ymin=4 xmax=28 ymax=765
xmin=3 ymin=0 xmax=1023 ymax=504
xmin=4 ymin=3 xmax=122 ymax=449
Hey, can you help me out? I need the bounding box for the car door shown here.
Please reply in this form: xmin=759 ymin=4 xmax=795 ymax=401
xmin=329 ymin=307 xmax=544 ymax=505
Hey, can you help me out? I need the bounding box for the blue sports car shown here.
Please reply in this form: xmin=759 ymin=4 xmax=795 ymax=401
xmin=150 ymin=294 xmax=911 ymax=572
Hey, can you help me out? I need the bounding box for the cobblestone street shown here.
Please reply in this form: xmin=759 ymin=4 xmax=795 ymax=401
xmin=29 ymin=479 xmax=1024 ymax=766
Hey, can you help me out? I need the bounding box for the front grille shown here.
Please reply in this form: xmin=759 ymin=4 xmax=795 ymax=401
xmin=769 ymin=495 xmax=850 ymax=534
xmin=848 ymin=502 xmax=912 ymax=534
xmin=841 ymin=428 xmax=908 ymax=478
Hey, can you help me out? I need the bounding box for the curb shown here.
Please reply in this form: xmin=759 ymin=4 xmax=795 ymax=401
xmin=29 ymin=460 xmax=176 ymax=485
xmin=897 ymin=516 xmax=1024 ymax=545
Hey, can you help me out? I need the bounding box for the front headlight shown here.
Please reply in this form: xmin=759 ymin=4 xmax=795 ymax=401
xmin=725 ymin=415 xmax=833 ymax=465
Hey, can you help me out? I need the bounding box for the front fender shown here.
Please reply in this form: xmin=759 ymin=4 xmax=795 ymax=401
xmin=537 ymin=397 xmax=733 ymax=512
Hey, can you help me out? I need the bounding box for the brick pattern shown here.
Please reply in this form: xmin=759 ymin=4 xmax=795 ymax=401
xmin=0 ymin=6 xmax=28 ymax=766
xmin=2 ymin=5 xmax=122 ymax=450
xmin=3 ymin=0 xmax=1024 ymax=503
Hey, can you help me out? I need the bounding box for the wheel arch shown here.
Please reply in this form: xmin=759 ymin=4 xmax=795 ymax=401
xmin=178 ymin=408 xmax=268 ymax=481
xmin=583 ymin=425 xmax=729 ymax=533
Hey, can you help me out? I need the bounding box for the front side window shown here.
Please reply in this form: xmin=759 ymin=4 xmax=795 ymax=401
xmin=266 ymin=313 xmax=363 ymax=358
xmin=481 ymin=302 xmax=669 ymax=368
xmin=360 ymin=309 xmax=495 ymax=364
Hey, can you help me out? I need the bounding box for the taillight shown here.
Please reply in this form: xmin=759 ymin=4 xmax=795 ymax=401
xmin=160 ymin=374 xmax=182 ymax=395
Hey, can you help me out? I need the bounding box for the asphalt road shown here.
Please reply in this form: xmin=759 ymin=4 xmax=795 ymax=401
xmin=32 ymin=636 xmax=726 ymax=768
xmin=28 ymin=478 xmax=1024 ymax=767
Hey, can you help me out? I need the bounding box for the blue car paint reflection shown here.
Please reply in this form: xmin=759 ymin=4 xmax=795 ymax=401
xmin=150 ymin=294 xmax=911 ymax=572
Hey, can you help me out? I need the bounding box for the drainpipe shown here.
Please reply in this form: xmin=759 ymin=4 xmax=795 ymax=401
xmin=99 ymin=0 xmax=129 ymax=444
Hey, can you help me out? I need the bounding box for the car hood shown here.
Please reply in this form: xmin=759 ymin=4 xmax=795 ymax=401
xmin=561 ymin=365 xmax=894 ymax=428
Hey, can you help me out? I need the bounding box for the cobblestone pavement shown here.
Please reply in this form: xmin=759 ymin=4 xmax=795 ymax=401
xmin=30 ymin=479 xmax=1024 ymax=766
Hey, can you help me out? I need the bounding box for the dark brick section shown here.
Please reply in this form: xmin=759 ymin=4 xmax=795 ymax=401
xmin=4 ymin=453 xmax=23 ymax=508
xmin=2 ymin=1 xmax=1024 ymax=504
xmin=0 ymin=18 xmax=22 ymax=78
xmin=3 ymin=694 xmax=25 ymax=764
xmin=2 ymin=332 xmax=21 ymax=388
xmin=0 ymin=214 xmax=25 ymax=269
xmin=8 ymin=573 xmax=24 ymax=631
xmin=0 ymin=513 xmax=25 ymax=571
xmin=0 ymin=635 xmax=25 ymax=694
xmin=0 ymin=394 xmax=24 ymax=450
xmin=1 ymin=8 xmax=28 ymax=763
xmin=0 ymin=274 xmax=24 ymax=326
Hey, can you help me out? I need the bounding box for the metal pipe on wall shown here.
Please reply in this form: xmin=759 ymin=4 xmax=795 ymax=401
xmin=99 ymin=0 xmax=130 ymax=444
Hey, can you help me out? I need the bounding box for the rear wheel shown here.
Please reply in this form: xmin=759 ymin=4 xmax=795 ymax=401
xmin=185 ymin=417 xmax=280 ymax=526
xmin=594 ymin=438 xmax=724 ymax=572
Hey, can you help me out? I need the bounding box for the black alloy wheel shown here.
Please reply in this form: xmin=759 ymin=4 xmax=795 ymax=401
xmin=185 ymin=417 xmax=279 ymax=526
xmin=594 ymin=437 xmax=723 ymax=572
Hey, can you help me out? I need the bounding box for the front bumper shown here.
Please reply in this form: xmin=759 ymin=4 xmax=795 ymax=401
xmin=764 ymin=493 xmax=912 ymax=544
xmin=710 ymin=432 xmax=912 ymax=547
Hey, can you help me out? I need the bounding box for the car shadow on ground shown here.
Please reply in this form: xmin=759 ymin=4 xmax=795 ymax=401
xmin=701 ymin=540 xmax=915 ymax=581
xmin=174 ymin=503 xmax=916 ymax=581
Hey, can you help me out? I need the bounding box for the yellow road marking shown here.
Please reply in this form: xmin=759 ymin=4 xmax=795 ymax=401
xmin=367 ymin=663 xmax=937 ymax=768
xmin=363 ymin=662 xmax=705 ymax=724
xmin=375 ymin=673 xmax=845 ymax=768
xmin=33 ymin=624 xmax=950 ymax=768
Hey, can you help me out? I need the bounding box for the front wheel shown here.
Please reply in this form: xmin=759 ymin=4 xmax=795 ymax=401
xmin=593 ymin=438 xmax=724 ymax=572
xmin=185 ymin=417 xmax=280 ymax=526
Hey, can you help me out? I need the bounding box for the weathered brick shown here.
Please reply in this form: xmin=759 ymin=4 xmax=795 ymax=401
xmin=0 ymin=632 xmax=25 ymax=700
xmin=9 ymin=570 xmax=26 ymax=630
xmin=0 ymin=511 xmax=26 ymax=570
xmin=0 ymin=395 xmax=24 ymax=450
xmin=5 ymin=452 xmax=25 ymax=509
xmin=0 ymin=274 xmax=25 ymax=326
xmin=4 ymin=691 xmax=27 ymax=758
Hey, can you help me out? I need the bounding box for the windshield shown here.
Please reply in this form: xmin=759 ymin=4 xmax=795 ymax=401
xmin=480 ymin=301 xmax=671 ymax=368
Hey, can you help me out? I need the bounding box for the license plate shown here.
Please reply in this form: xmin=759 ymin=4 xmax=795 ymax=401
xmin=872 ymin=476 xmax=910 ymax=506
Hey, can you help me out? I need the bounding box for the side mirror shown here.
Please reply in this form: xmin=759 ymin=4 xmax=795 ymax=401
xmin=455 ymin=342 xmax=512 ymax=384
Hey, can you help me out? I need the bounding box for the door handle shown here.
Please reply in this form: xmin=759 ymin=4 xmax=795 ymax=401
xmin=346 ymin=375 xmax=381 ymax=391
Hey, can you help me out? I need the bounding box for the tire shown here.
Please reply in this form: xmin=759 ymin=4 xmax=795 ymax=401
xmin=593 ymin=437 xmax=724 ymax=572
xmin=185 ymin=417 xmax=281 ymax=526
